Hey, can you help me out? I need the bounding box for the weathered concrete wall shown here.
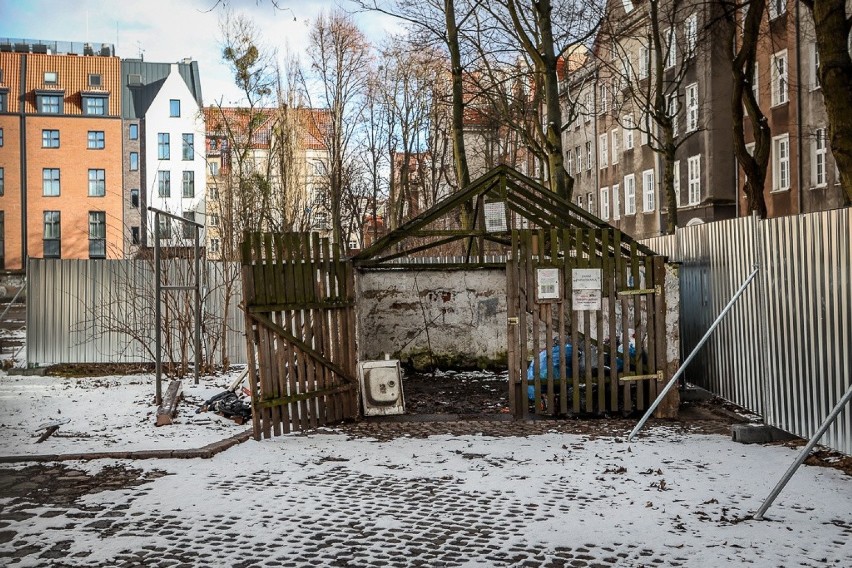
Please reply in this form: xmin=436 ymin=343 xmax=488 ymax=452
xmin=356 ymin=269 xmax=507 ymax=370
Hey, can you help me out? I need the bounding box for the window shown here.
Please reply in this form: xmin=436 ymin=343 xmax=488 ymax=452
xmin=158 ymin=171 xmax=171 ymax=197
xmin=601 ymin=187 xmax=610 ymax=220
xmin=686 ymin=83 xmax=699 ymax=132
xmin=83 ymin=96 xmax=106 ymax=115
xmin=673 ymin=160 xmax=681 ymax=207
xmin=170 ymin=99 xmax=181 ymax=117
xmin=44 ymin=71 xmax=58 ymax=84
xmin=88 ymin=169 xmax=106 ymax=196
xmin=157 ymin=216 xmax=172 ymax=239
xmin=640 ymin=110 xmax=651 ymax=145
xmin=88 ymin=74 xmax=102 ymax=87
xmin=131 ymin=189 xmax=139 ymax=208
xmin=772 ymin=134 xmax=790 ymax=191
xmin=751 ymin=63 xmax=759 ymax=106
xmin=0 ymin=128 xmax=3 ymax=146
xmin=0 ymin=167 xmax=3 ymax=196
xmin=576 ymin=194 xmax=584 ymax=210
xmin=612 ymin=183 xmax=621 ymax=220
xmin=87 ymin=131 xmax=105 ymax=149
xmin=0 ymin=92 xmax=7 ymax=112
xmin=668 ymin=93 xmax=679 ymax=137
xmin=624 ymin=174 xmax=636 ymax=215
xmin=642 ymin=169 xmax=655 ymax=212
xmin=130 ymin=152 xmax=139 ymax=171
xmin=768 ymin=0 xmax=786 ymax=19
xmin=587 ymin=192 xmax=595 ymax=215
xmin=43 ymin=211 xmax=60 ymax=258
xmin=771 ymin=51 xmax=788 ymax=106
xmin=584 ymin=92 xmax=593 ymax=122
xmin=585 ymin=141 xmax=592 ymax=171
xmin=639 ymin=45 xmax=650 ymax=79
xmin=810 ymin=42 xmax=821 ymax=89
xmin=88 ymin=212 xmax=106 ymax=258
xmin=623 ymin=115 xmax=634 ymax=149
xmin=209 ymin=161 xmax=220 ymax=176
xmin=599 ymin=134 xmax=608 ymax=168
xmin=210 ymin=238 xmax=220 ymax=254
xmin=813 ymin=128 xmax=827 ymax=187
xmin=664 ymin=28 xmax=676 ymax=69
xmin=38 ymin=94 xmax=62 ymax=114
xmin=129 ymin=124 xmax=139 ymax=140
xmin=42 ymin=129 xmax=60 ymax=148
xmin=43 ymin=168 xmax=60 ymax=196
xmin=182 ymin=171 xmax=195 ymax=197
xmin=182 ymin=212 xmax=197 ymax=239
xmin=567 ymin=149 xmax=574 ymax=174
xmin=182 ymin=134 xmax=194 ymax=160
xmin=686 ymin=14 xmax=698 ymax=57
xmin=611 ymin=130 xmax=619 ymax=164
xmin=210 ymin=213 xmax=220 ymax=227
xmin=575 ymin=146 xmax=582 ymax=173
xmin=599 ymin=83 xmax=608 ymax=114
xmin=131 ymin=226 xmax=140 ymax=245
xmin=158 ymin=133 xmax=170 ymax=160
xmin=687 ymin=155 xmax=701 ymax=205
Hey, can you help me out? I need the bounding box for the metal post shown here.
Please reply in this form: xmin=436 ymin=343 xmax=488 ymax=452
xmin=154 ymin=210 xmax=162 ymax=406
xmin=628 ymin=266 xmax=760 ymax=442
xmin=754 ymin=382 xmax=852 ymax=520
xmin=194 ymin=228 xmax=201 ymax=385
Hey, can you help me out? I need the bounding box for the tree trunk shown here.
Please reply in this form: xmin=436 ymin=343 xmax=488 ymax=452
xmin=446 ymin=0 xmax=471 ymax=191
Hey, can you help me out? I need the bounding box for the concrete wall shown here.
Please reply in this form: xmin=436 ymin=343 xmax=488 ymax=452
xmin=356 ymin=269 xmax=507 ymax=370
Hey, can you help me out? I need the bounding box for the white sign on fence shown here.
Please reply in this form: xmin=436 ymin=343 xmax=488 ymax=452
xmin=536 ymin=267 xmax=561 ymax=301
xmin=572 ymin=268 xmax=602 ymax=311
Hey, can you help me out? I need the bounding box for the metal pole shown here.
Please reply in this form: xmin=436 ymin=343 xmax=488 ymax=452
xmin=628 ymin=266 xmax=760 ymax=442
xmin=194 ymin=228 xmax=201 ymax=385
xmin=154 ymin=210 xmax=162 ymax=406
xmin=754 ymin=382 xmax=852 ymax=520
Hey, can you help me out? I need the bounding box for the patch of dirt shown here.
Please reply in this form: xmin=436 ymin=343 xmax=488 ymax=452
xmin=44 ymin=363 xmax=156 ymax=377
xmin=403 ymin=370 xmax=509 ymax=415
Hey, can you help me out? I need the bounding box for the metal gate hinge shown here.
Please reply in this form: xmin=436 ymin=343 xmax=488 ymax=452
xmin=507 ymin=317 xmax=519 ymax=325
xmin=618 ymin=285 xmax=661 ymax=296
xmin=618 ymin=370 xmax=664 ymax=382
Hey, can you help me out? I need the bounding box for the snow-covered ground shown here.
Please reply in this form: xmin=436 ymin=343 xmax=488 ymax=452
xmin=0 ymin=369 xmax=249 ymax=455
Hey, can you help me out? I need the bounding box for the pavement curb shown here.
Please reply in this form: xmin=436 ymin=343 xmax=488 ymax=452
xmin=0 ymin=429 xmax=254 ymax=463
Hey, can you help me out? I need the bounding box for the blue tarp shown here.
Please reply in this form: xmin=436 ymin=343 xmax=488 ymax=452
xmin=526 ymin=342 xmax=635 ymax=400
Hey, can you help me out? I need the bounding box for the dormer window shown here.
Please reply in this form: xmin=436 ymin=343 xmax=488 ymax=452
xmin=83 ymin=94 xmax=107 ymax=115
xmin=44 ymin=71 xmax=58 ymax=84
xmin=88 ymin=74 xmax=102 ymax=87
xmin=37 ymin=92 xmax=63 ymax=114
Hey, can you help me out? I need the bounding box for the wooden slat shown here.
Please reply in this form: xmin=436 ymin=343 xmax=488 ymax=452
xmin=518 ymin=231 xmax=530 ymax=419
xmin=571 ymin=229 xmax=581 ymax=413
xmin=607 ymin=230 xmax=620 ymax=412
xmin=583 ymin=230 xmax=593 ymax=414
xmin=559 ymin=230 xmax=569 ymax=415
xmin=630 ymin=240 xmax=644 ymax=410
xmin=507 ymin=235 xmax=519 ymax=417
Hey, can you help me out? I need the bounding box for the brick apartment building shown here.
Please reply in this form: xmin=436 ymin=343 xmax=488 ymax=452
xmin=0 ymin=39 xmax=123 ymax=270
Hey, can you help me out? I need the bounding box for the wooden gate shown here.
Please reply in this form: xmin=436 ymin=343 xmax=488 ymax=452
xmin=241 ymin=232 xmax=358 ymax=439
xmin=507 ymin=229 xmax=669 ymax=418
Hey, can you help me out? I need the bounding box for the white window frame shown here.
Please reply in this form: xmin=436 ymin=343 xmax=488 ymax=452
xmin=814 ymin=127 xmax=827 ymax=188
xmin=600 ymin=83 xmax=608 ymax=115
xmin=611 ymin=130 xmax=619 ymax=164
xmin=599 ymin=133 xmax=608 ymax=168
xmin=567 ymin=148 xmax=575 ymax=174
xmin=623 ymin=115 xmax=634 ymax=150
xmin=640 ymin=110 xmax=651 ymax=146
xmin=810 ymin=42 xmax=820 ymax=90
xmin=668 ymin=93 xmax=679 ymax=138
xmin=587 ymin=191 xmax=595 ymax=215
xmin=752 ymin=62 xmax=759 ymax=107
xmin=584 ymin=92 xmax=593 ymax=123
xmin=601 ymin=187 xmax=610 ymax=220
xmin=642 ymin=169 xmax=655 ymax=212
xmin=686 ymin=14 xmax=698 ymax=57
xmin=624 ymin=174 xmax=636 ymax=215
xmin=673 ymin=160 xmax=681 ymax=207
xmin=772 ymin=133 xmax=790 ymax=192
xmin=771 ymin=50 xmax=788 ymax=107
xmin=768 ymin=0 xmax=787 ymax=20
xmin=612 ymin=182 xmax=621 ymax=220
xmin=639 ymin=45 xmax=650 ymax=79
xmin=687 ymin=155 xmax=701 ymax=205
xmin=586 ymin=141 xmax=593 ymax=171
xmin=664 ymin=28 xmax=676 ymax=69
xmin=686 ymin=83 xmax=699 ymax=132
xmin=575 ymin=146 xmax=582 ymax=173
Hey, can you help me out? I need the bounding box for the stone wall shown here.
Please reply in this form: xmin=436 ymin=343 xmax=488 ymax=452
xmin=356 ymin=269 xmax=507 ymax=370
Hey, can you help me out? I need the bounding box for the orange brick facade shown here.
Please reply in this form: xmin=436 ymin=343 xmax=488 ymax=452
xmin=0 ymin=51 xmax=123 ymax=269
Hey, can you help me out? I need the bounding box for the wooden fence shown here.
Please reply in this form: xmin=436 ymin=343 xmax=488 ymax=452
xmin=241 ymin=232 xmax=358 ymax=439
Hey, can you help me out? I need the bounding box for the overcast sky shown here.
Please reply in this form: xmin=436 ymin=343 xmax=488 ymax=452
xmin=1 ymin=0 xmax=401 ymax=105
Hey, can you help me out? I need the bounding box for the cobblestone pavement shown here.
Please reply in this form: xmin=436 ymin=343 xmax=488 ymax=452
xmin=1 ymin=418 xmax=850 ymax=567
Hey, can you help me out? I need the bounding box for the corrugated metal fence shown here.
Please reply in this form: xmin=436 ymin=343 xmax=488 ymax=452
xmin=27 ymin=259 xmax=247 ymax=366
xmin=643 ymin=209 xmax=851 ymax=455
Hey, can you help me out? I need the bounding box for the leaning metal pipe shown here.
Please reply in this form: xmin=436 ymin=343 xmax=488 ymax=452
xmin=754 ymin=382 xmax=852 ymax=520
xmin=628 ymin=266 xmax=760 ymax=442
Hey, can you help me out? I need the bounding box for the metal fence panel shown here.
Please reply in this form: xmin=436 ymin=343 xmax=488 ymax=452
xmin=27 ymin=259 xmax=247 ymax=367
xmin=643 ymin=209 xmax=851 ymax=455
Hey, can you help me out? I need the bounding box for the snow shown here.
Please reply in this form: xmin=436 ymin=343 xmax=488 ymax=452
xmin=0 ymin=369 xmax=249 ymax=455
xmin=0 ymin=369 xmax=850 ymax=566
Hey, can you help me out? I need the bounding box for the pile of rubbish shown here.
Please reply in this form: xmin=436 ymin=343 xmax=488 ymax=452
xmin=196 ymin=369 xmax=252 ymax=424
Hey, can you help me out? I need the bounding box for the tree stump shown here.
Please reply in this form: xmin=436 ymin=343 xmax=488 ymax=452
xmin=156 ymin=380 xmax=183 ymax=426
